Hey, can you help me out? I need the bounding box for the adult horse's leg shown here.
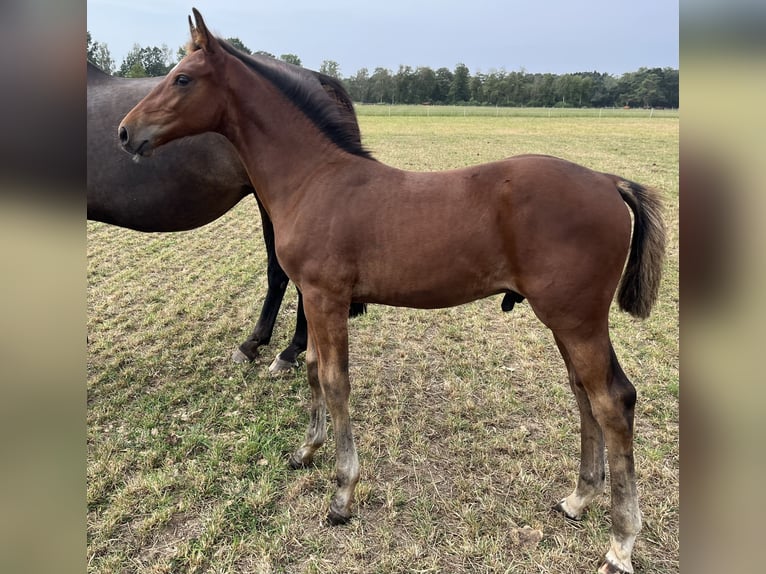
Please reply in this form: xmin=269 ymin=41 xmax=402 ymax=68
xmin=269 ymin=297 xmax=365 ymax=374
xmin=551 ymin=334 xmax=606 ymax=520
xmin=268 ymin=292 xmax=308 ymax=374
xmin=232 ymin=194 xmax=307 ymax=371
xmin=298 ymin=291 xmax=359 ymax=525
xmin=553 ymin=327 xmax=641 ymax=574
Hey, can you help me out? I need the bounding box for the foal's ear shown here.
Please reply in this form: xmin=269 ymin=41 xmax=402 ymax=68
xmin=188 ymin=7 xmax=217 ymax=53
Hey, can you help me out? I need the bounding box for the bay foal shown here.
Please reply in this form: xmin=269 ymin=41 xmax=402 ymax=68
xmin=118 ymin=10 xmax=665 ymax=573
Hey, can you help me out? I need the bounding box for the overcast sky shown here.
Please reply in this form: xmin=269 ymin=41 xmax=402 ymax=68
xmin=87 ymin=0 xmax=678 ymax=76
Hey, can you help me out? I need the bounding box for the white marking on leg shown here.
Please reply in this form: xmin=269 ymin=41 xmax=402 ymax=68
xmin=601 ymin=532 xmax=637 ymax=574
xmin=560 ymin=490 xmax=592 ymax=519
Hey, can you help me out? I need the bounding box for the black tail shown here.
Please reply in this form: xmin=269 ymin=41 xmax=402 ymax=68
xmin=615 ymin=180 xmax=667 ymax=319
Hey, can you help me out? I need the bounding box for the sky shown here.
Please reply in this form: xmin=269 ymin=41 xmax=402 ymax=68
xmin=87 ymin=0 xmax=678 ymax=77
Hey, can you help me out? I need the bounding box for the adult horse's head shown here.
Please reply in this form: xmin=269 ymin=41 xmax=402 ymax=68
xmin=118 ymin=8 xmax=223 ymax=158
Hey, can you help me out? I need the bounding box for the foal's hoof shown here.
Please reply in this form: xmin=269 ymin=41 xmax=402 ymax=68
xmin=288 ymin=454 xmax=310 ymax=470
xmin=326 ymin=506 xmax=351 ymax=526
xmin=552 ymin=499 xmax=582 ymax=521
xmin=598 ymin=559 xmax=632 ymax=574
xmin=269 ymin=356 xmax=298 ymax=375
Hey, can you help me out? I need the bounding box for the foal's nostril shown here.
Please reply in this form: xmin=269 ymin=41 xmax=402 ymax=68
xmin=118 ymin=126 xmax=129 ymax=146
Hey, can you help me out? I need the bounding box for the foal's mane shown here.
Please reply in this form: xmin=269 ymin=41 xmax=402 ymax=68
xmin=202 ymin=39 xmax=373 ymax=160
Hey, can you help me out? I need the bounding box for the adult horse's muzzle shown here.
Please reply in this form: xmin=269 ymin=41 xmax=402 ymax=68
xmin=118 ymin=124 xmax=154 ymax=158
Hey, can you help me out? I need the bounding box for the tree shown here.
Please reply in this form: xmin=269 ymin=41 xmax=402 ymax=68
xmin=482 ymin=70 xmax=505 ymax=105
xmin=529 ymin=73 xmax=557 ymax=107
xmin=449 ymin=63 xmax=471 ymax=103
xmin=470 ymin=73 xmax=485 ymax=104
xmin=588 ymin=72 xmax=618 ymax=107
xmin=320 ymin=60 xmax=341 ymax=79
xmin=226 ymin=37 xmax=252 ymax=55
xmin=280 ymin=54 xmax=302 ymax=66
xmin=369 ymin=67 xmax=394 ymax=103
xmin=394 ymin=65 xmax=415 ymax=103
xmin=433 ymin=67 xmax=453 ymax=104
xmin=505 ymin=70 xmax=530 ymax=106
xmin=256 ymin=50 xmax=276 ymax=59
xmin=87 ymin=31 xmax=115 ymax=74
xmin=554 ymin=74 xmax=583 ymax=107
xmin=346 ymin=68 xmax=370 ymax=102
xmin=414 ymin=67 xmax=438 ymax=103
xmin=659 ymin=68 xmax=679 ymax=108
xmin=117 ymin=43 xmax=175 ymax=77
xmin=615 ymin=70 xmax=640 ymax=107
xmin=338 ymin=60 xmax=676 ymax=108
xmin=638 ymin=71 xmax=662 ymax=108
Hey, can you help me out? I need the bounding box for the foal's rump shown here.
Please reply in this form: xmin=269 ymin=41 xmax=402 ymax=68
xmin=497 ymin=155 xmax=665 ymax=329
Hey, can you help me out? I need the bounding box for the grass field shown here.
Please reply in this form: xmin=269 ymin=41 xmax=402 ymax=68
xmin=87 ymin=109 xmax=678 ymax=573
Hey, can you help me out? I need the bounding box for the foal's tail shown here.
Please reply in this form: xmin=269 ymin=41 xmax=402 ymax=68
xmin=615 ymin=179 xmax=667 ymax=319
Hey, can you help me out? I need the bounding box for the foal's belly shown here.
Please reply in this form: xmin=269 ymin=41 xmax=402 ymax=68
xmin=352 ymin=249 xmax=513 ymax=310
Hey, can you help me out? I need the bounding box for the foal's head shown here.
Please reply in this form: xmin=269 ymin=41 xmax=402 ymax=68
xmin=118 ymin=8 xmax=225 ymax=158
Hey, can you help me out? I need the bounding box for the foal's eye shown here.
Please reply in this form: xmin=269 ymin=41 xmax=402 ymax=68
xmin=174 ymin=74 xmax=191 ymax=87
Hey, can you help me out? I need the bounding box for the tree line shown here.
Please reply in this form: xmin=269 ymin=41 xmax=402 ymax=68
xmin=344 ymin=65 xmax=677 ymax=109
xmin=87 ymin=32 xmax=678 ymax=109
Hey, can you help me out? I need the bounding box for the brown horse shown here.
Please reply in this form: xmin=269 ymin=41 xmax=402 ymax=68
xmin=87 ymin=60 xmax=365 ymax=372
xmin=118 ymin=10 xmax=665 ymax=574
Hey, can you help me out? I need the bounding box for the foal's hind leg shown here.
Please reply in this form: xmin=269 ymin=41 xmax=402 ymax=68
xmin=553 ymin=328 xmax=641 ymax=574
xmin=552 ymin=334 xmax=606 ymax=520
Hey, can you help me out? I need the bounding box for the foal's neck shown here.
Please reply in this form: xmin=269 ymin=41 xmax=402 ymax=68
xmin=219 ymin=58 xmax=357 ymax=222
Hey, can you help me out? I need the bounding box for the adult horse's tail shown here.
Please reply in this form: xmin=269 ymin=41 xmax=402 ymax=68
xmin=615 ymin=180 xmax=666 ymax=319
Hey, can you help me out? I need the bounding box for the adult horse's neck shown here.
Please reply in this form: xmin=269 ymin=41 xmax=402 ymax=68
xmin=216 ymin=56 xmax=360 ymax=224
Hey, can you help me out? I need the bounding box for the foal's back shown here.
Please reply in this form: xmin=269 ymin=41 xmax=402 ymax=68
xmin=295 ymin=154 xmax=632 ymax=317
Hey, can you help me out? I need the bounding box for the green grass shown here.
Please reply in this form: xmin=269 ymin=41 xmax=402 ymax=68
xmin=88 ymin=111 xmax=678 ymax=573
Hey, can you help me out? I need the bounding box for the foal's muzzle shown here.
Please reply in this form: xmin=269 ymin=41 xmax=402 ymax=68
xmin=117 ymin=124 xmax=152 ymax=157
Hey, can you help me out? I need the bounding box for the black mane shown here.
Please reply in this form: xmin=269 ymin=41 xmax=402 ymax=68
xmin=217 ymin=40 xmax=374 ymax=160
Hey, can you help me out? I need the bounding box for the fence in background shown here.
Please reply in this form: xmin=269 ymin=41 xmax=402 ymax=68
xmin=354 ymin=104 xmax=679 ymax=119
